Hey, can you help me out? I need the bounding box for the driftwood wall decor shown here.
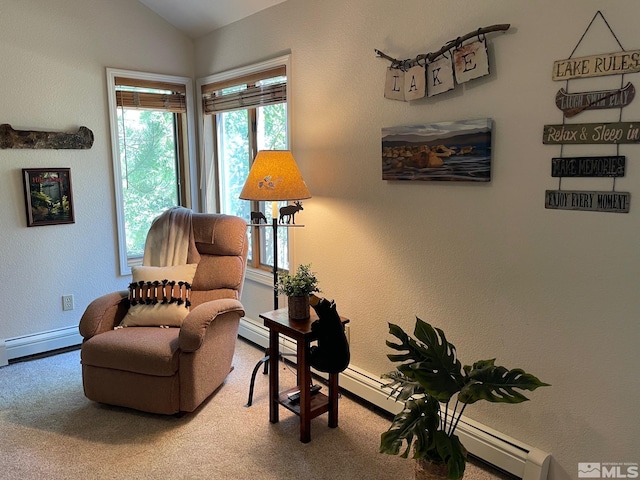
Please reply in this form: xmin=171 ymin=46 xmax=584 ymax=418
xmin=0 ymin=124 xmax=94 ymax=149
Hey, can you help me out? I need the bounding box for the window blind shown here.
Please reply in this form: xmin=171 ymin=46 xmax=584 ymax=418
xmin=201 ymin=66 xmax=286 ymax=115
xmin=115 ymin=77 xmax=187 ymax=113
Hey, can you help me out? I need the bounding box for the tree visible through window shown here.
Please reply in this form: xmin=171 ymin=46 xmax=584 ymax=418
xmin=200 ymin=59 xmax=290 ymax=272
xmin=106 ymin=69 xmax=194 ymax=275
xmin=118 ymin=108 xmax=179 ymax=257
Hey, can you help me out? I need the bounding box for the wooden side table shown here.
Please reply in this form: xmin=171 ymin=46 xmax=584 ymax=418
xmin=260 ymin=308 xmax=349 ymax=443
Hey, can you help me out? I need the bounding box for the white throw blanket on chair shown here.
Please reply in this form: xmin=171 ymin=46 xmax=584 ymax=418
xmin=142 ymin=207 xmax=201 ymax=267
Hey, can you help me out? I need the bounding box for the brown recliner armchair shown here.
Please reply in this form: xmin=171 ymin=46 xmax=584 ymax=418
xmin=79 ymin=212 xmax=248 ymax=414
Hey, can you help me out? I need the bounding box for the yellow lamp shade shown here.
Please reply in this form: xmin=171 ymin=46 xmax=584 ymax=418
xmin=239 ymin=150 xmax=311 ymax=201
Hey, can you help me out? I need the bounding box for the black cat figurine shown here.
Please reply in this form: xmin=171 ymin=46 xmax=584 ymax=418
xmin=309 ymin=295 xmax=350 ymax=374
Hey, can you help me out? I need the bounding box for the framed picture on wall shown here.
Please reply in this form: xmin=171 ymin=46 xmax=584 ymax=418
xmin=22 ymin=168 xmax=75 ymax=227
xmin=382 ymin=118 xmax=493 ymax=182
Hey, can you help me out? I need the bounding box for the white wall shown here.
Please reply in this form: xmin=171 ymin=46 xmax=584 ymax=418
xmin=196 ymin=1 xmax=639 ymax=479
xmin=0 ymin=0 xmax=194 ymax=341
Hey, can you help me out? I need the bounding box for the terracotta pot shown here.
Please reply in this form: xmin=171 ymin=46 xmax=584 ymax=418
xmin=288 ymin=295 xmax=310 ymax=320
xmin=415 ymin=459 xmax=450 ymax=480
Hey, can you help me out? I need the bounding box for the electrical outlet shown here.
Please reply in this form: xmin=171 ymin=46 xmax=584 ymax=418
xmin=62 ymin=294 xmax=74 ymax=311
xmin=344 ymin=323 xmax=351 ymax=344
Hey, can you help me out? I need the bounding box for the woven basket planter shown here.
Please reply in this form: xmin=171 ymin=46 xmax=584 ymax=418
xmin=287 ymin=295 xmax=310 ymax=320
xmin=415 ymin=459 xmax=450 ymax=480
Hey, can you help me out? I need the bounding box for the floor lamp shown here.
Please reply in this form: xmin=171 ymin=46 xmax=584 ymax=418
xmin=239 ymin=150 xmax=311 ymax=407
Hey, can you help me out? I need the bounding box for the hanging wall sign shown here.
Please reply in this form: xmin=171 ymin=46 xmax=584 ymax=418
xmin=384 ymin=67 xmax=405 ymax=101
xmin=543 ymin=122 xmax=640 ymax=144
xmin=545 ymin=190 xmax=630 ymax=213
xmin=555 ymin=82 xmax=635 ymax=117
xmin=454 ymin=39 xmax=490 ymax=84
xmin=552 ymin=50 xmax=640 ymax=81
xmin=544 ymin=11 xmax=634 ymax=215
xmin=405 ymin=65 xmax=427 ymax=101
xmin=551 ymin=156 xmax=626 ymax=177
xmin=427 ymin=55 xmax=455 ymax=97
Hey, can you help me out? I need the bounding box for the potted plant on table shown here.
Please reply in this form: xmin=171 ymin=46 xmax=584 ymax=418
xmin=277 ymin=263 xmax=321 ymax=320
xmin=380 ymin=317 xmax=549 ymax=480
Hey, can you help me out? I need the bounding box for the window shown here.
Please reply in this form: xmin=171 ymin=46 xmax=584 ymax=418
xmin=198 ymin=55 xmax=291 ymax=274
xmin=106 ymin=69 xmax=197 ymax=275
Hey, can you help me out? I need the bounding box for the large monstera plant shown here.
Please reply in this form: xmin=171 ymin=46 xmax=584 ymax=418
xmin=380 ymin=318 xmax=549 ymax=480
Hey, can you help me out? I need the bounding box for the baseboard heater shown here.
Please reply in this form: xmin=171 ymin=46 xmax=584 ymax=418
xmin=0 ymin=325 xmax=82 ymax=366
xmin=239 ymin=317 xmax=550 ymax=480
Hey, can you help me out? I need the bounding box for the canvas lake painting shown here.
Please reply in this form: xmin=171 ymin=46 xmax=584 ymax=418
xmin=382 ymin=118 xmax=493 ymax=182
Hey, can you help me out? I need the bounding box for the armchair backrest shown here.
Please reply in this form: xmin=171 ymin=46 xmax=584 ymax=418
xmin=190 ymin=213 xmax=248 ymax=308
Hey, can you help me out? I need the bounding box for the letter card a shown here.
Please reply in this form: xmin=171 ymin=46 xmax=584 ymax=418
xmin=404 ymin=65 xmax=426 ymax=101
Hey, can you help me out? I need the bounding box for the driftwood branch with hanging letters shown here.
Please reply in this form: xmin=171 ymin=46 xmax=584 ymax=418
xmin=375 ymin=24 xmax=511 ymax=101
xmin=374 ymin=24 xmax=511 ymax=69
xmin=0 ymin=124 xmax=94 ymax=149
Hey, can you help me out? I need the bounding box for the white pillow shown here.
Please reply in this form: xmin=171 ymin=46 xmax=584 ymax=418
xmin=120 ymin=264 xmax=198 ymax=327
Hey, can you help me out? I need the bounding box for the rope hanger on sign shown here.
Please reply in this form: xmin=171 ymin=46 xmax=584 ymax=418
xmin=556 ymin=10 xmax=629 ymax=193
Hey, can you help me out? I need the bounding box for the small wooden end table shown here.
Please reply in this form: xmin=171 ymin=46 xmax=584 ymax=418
xmin=260 ymin=308 xmax=349 ymax=443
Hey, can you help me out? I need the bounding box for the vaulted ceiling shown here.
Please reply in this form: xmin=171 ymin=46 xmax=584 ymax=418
xmin=137 ymin=0 xmax=287 ymax=39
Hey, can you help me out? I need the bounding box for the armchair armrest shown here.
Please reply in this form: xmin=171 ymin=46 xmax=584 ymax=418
xmin=179 ymin=298 xmax=245 ymax=352
xmin=79 ymin=291 xmax=129 ymax=340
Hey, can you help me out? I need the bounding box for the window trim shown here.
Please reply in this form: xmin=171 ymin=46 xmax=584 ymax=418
xmin=106 ymin=68 xmax=198 ymax=276
xmin=196 ymin=55 xmax=293 ymax=277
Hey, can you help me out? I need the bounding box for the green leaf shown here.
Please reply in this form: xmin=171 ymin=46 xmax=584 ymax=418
xmin=379 ymin=397 xmax=440 ymax=459
xmin=433 ymin=431 xmax=467 ymax=480
xmin=381 ymin=371 xmax=425 ymax=402
xmin=463 ymin=358 xmax=495 ymax=375
xmin=386 ymin=318 xmax=465 ymax=402
xmin=459 ymin=363 xmax=550 ymax=404
xmin=277 ymin=263 xmax=321 ymax=297
xmin=386 ymin=323 xmax=426 ymax=363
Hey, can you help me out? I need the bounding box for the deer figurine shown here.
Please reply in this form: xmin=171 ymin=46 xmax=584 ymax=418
xmin=279 ymin=201 xmax=303 ymax=224
xmin=250 ymin=211 xmax=267 ymax=224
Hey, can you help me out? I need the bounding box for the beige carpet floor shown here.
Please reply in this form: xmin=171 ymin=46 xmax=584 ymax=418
xmin=0 ymin=337 xmax=514 ymax=479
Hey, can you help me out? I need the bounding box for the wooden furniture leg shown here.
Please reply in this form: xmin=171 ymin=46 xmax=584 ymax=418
xmin=269 ymin=331 xmax=279 ymax=424
xmin=328 ymin=372 xmax=339 ymax=428
xmin=298 ymin=335 xmax=311 ymax=443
